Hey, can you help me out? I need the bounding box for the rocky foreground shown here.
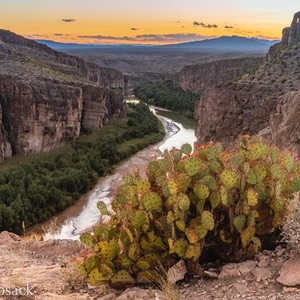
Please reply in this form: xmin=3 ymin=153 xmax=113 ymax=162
xmin=1 ymin=231 xmax=300 ymax=300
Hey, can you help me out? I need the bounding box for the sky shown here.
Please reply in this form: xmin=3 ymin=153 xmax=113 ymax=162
xmin=0 ymin=0 xmax=299 ymax=44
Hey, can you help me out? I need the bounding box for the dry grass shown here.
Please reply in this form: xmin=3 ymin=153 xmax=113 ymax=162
xmin=156 ymin=262 xmax=180 ymax=300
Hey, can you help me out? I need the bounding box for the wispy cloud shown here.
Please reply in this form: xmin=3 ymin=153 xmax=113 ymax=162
xmin=224 ymin=25 xmax=234 ymax=29
xmin=77 ymin=33 xmax=211 ymax=43
xmin=193 ymin=21 xmax=218 ymax=28
xmin=24 ymin=33 xmax=50 ymax=39
xmin=61 ymin=19 xmax=76 ymax=23
xmin=130 ymin=28 xmax=140 ymax=31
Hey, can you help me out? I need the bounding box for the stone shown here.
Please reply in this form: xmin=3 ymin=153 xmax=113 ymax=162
xmin=270 ymin=91 xmax=300 ymax=157
xmin=277 ymin=258 xmax=300 ymax=286
xmin=99 ymin=293 xmax=116 ymax=300
xmin=167 ymin=260 xmax=187 ymax=284
xmin=218 ymin=264 xmax=241 ymax=279
xmin=232 ymin=282 xmax=249 ymax=294
xmin=204 ymin=270 xmax=219 ymax=278
xmin=237 ymin=260 xmax=258 ymax=275
xmin=115 ymin=288 xmax=161 ymax=300
xmin=283 ymin=287 xmax=298 ymax=293
xmin=251 ymin=267 xmax=273 ymax=281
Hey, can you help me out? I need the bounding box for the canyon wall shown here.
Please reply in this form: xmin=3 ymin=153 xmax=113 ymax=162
xmin=174 ymin=57 xmax=263 ymax=93
xmin=0 ymin=30 xmax=126 ymax=161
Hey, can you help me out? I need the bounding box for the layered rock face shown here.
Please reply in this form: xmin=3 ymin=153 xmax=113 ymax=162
xmin=195 ymin=12 xmax=300 ymax=155
xmin=0 ymin=30 xmax=126 ymax=161
xmin=174 ymin=57 xmax=263 ymax=93
xmin=270 ymin=92 xmax=300 ymax=157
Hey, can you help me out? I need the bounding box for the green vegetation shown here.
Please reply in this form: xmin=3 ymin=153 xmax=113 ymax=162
xmin=134 ymin=80 xmax=199 ymax=119
xmin=0 ymin=103 xmax=164 ymax=233
xmin=79 ymin=136 xmax=300 ymax=286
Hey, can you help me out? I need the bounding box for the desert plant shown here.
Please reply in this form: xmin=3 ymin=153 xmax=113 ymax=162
xmin=79 ymin=136 xmax=300 ymax=286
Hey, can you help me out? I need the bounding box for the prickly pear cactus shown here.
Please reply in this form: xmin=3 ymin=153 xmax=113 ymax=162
xmin=79 ymin=136 xmax=300 ymax=287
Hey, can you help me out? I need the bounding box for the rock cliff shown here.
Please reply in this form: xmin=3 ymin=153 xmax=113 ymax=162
xmin=195 ymin=12 xmax=300 ymax=155
xmin=174 ymin=57 xmax=263 ymax=93
xmin=0 ymin=30 xmax=126 ymax=161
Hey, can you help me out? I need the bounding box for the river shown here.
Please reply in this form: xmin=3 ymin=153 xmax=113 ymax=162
xmin=38 ymin=107 xmax=196 ymax=240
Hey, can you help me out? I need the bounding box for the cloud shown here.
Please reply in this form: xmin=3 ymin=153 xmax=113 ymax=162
xmin=61 ymin=19 xmax=76 ymax=23
xmin=193 ymin=21 xmax=218 ymax=28
xmin=77 ymin=33 xmax=211 ymax=44
xmin=224 ymin=25 xmax=234 ymax=29
xmin=130 ymin=28 xmax=139 ymax=31
xmin=175 ymin=21 xmax=181 ymax=23
xmin=25 ymin=34 xmax=50 ymax=39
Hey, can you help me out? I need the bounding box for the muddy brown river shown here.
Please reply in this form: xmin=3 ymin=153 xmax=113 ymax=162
xmin=33 ymin=107 xmax=196 ymax=240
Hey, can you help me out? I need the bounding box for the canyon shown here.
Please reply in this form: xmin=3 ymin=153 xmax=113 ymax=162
xmin=0 ymin=30 xmax=125 ymax=161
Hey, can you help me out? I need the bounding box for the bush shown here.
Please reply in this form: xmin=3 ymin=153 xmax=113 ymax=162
xmin=79 ymin=136 xmax=300 ymax=286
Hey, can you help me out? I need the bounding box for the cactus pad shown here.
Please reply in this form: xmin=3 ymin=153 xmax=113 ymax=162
xmin=132 ymin=211 xmax=148 ymax=228
xmin=97 ymin=201 xmax=109 ymax=215
xmin=185 ymin=243 xmax=201 ymax=260
xmin=178 ymin=193 xmax=190 ymax=211
xmin=220 ymin=169 xmax=239 ymax=189
xmin=181 ymin=143 xmax=192 ymax=155
xmin=80 ymin=232 xmax=95 ymax=247
xmin=185 ymin=228 xmax=199 ymax=244
xmin=201 ymin=211 xmax=215 ymax=231
xmin=111 ymin=270 xmax=134 ymax=286
xmin=88 ymin=269 xmax=107 ymax=286
xmin=233 ymin=215 xmax=246 ymax=233
xmin=184 ymin=157 xmax=201 ymax=176
xmin=141 ymin=192 xmax=162 ymax=211
xmin=194 ymin=183 xmax=210 ymax=200
xmin=246 ymin=188 xmax=258 ymax=206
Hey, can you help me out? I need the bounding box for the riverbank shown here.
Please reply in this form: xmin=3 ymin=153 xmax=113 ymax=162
xmin=35 ymin=111 xmax=183 ymax=240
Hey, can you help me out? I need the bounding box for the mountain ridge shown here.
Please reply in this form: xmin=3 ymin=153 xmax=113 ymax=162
xmin=35 ymin=35 xmax=279 ymax=53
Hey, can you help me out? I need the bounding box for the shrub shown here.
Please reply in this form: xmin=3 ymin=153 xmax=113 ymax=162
xmin=79 ymin=136 xmax=300 ymax=286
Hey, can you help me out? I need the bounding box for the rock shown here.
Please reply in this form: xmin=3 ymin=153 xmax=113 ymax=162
xmin=99 ymin=293 xmax=116 ymax=300
xmin=218 ymin=263 xmax=241 ymax=279
xmin=270 ymin=91 xmax=300 ymax=157
xmin=251 ymin=267 xmax=273 ymax=281
xmin=237 ymin=260 xmax=258 ymax=275
xmin=204 ymin=270 xmax=219 ymax=278
xmin=36 ymin=293 xmax=90 ymax=299
xmin=167 ymin=260 xmax=187 ymax=284
xmin=232 ymin=282 xmax=249 ymax=294
xmin=277 ymin=258 xmax=300 ymax=286
xmin=115 ymin=288 xmax=161 ymax=300
xmin=18 ymin=238 xmax=87 ymax=258
xmin=283 ymin=287 xmax=298 ymax=293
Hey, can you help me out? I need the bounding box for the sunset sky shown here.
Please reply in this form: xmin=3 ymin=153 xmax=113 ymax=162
xmin=1 ymin=0 xmax=299 ymax=44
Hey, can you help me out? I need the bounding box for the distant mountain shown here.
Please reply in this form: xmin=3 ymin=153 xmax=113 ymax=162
xmin=160 ymin=36 xmax=279 ymax=52
xmin=36 ymin=36 xmax=279 ymax=53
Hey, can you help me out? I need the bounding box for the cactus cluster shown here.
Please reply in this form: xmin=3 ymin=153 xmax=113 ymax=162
xmin=79 ymin=135 xmax=300 ymax=286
